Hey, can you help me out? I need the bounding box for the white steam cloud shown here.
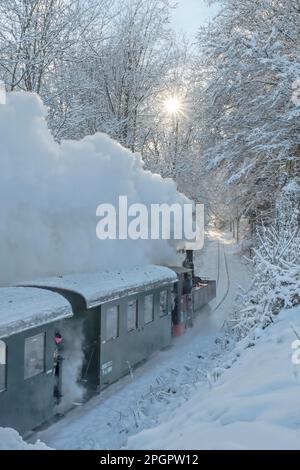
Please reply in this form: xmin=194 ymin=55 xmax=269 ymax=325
xmin=0 ymin=93 xmax=188 ymax=286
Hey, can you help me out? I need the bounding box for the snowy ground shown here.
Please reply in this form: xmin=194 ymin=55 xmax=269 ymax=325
xmin=29 ymin=230 xmax=251 ymax=450
xmin=128 ymin=306 xmax=300 ymax=450
xmin=0 ymin=428 xmax=50 ymax=450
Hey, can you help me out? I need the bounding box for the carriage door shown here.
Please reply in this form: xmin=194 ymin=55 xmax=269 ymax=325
xmin=100 ymin=303 xmax=122 ymax=388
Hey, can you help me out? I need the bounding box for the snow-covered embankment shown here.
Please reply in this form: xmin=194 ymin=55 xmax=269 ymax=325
xmin=128 ymin=306 xmax=300 ymax=450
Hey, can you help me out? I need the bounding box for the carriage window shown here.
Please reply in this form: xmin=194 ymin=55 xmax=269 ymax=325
xmin=0 ymin=340 xmax=6 ymax=392
xmin=159 ymin=290 xmax=168 ymax=317
xmin=127 ymin=299 xmax=138 ymax=332
xmin=106 ymin=305 xmax=119 ymax=340
xmin=24 ymin=333 xmax=45 ymax=380
xmin=144 ymin=294 xmax=154 ymax=324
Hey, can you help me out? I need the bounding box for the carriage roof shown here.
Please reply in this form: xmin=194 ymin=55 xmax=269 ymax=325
xmin=21 ymin=265 xmax=178 ymax=309
xmin=0 ymin=287 xmax=73 ymax=339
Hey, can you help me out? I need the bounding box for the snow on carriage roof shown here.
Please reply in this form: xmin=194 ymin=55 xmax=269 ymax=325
xmin=21 ymin=265 xmax=178 ymax=309
xmin=0 ymin=287 xmax=73 ymax=339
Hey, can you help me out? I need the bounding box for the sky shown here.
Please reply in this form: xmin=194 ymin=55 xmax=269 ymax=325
xmin=171 ymin=0 xmax=220 ymax=38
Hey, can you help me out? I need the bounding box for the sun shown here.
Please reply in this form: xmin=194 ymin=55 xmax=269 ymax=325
xmin=164 ymin=95 xmax=182 ymax=115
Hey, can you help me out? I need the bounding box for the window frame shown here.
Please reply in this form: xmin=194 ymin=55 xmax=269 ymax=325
xmin=159 ymin=289 xmax=169 ymax=317
xmin=127 ymin=298 xmax=138 ymax=332
xmin=105 ymin=304 xmax=120 ymax=341
xmin=24 ymin=332 xmax=45 ymax=380
xmin=144 ymin=293 xmax=154 ymax=325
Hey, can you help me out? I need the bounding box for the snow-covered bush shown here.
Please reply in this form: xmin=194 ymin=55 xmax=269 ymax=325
xmin=230 ymin=184 xmax=300 ymax=340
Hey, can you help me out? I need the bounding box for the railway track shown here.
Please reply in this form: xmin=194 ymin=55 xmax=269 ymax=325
xmin=216 ymin=240 xmax=221 ymax=286
xmin=213 ymin=241 xmax=230 ymax=314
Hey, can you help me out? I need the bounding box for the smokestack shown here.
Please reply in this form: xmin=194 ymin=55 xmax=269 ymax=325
xmin=184 ymin=250 xmax=194 ymax=277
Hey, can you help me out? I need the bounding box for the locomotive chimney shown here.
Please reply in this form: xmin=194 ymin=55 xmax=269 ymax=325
xmin=184 ymin=249 xmax=195 ymax=277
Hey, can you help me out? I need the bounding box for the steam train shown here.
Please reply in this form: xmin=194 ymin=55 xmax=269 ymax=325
xmin=0 ymin=251 xmax=216 ymax=435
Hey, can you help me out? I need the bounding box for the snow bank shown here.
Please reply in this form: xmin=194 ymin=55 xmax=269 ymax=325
xmin=128 ymin=306 xmax=300 ymax=450
xmin=0 ymin=427 xmax=50 ymax=450
xmin=0 ymin=92 xmax=188 ymax=286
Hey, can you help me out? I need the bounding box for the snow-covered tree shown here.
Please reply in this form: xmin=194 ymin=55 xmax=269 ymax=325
xmin=141 ymin=44 xmax=198 ymax=181
xmin=0 ymin=0 xmax=204 ymax=204
xmin=230 ymin=183 xmax=300 ymax=340
xmin=194 ymin=0 xmax=300 ymax=224
xmin=62 ymin=0 xmax=177 ymax=147
xmin=0 ymin=0 xmax=115 ymax=136
xmin=0 ymin=0 xmax=80 ymax=92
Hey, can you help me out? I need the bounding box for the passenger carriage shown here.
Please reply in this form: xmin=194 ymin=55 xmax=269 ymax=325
xmin=24 ymin=265 xmax=177 ymax=397
xmin=0 ymin=261 xmax=216 ymax=435
xmin=0 ymin=266 xmax=177 ymax=434
xmin=0 ymin=287 xmax=72 ymax=434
